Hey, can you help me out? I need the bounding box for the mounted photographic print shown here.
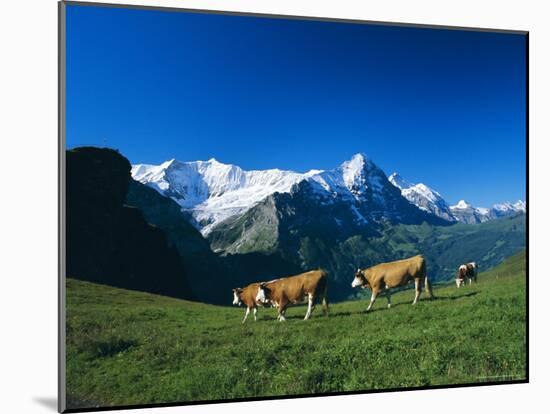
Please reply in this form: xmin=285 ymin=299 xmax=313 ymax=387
xmin=59 ymin=1 xmax=528 ymax=412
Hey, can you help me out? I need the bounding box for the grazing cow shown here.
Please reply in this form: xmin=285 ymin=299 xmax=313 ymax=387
xmin=351 ymin=255 xmax=434 ymax=311
xmin=255 ymin=270 xmax=329 ymax=321
xmin=456 ymin=262 xmax=478 ymax=288
xmin=232 ymin=282 xmax=264 ymax=323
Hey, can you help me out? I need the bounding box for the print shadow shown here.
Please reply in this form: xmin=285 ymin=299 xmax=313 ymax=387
xmin=32 ymin=397 xmax=57 ymax=412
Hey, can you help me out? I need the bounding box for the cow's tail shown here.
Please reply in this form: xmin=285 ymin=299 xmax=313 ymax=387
xmin=319 ymin=269 xmax=329 ymax=317
xmin=425 ymin=276 xmax=435 ymax=299
xmin=419 ymin=257 xmax=434 ymax=299
xmin=322 ymin=295 xmax=329 ymax=317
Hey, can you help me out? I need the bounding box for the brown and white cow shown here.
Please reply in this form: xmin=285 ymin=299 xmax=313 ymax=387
xmin=351 ymin=255 xmax=434 ymax=311
xmin=456 ymin=262 xmax=477 ymax=288
xmin=255 ymin=270 xmax=329 ymax=321
xmin=232 ymin=282 xmax=264 ymax=323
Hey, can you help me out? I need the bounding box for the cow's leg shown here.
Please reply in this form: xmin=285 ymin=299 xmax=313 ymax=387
xmin=469 ymin=278 xmax=472 ymax=286
xmin=412 ymin=279 xmax=422 ymax=305
xmin=278 ymin=300 xmax=288 ymax=322
xmin=304 ymin=293 xmax=314 ymax=320
xmin=456 ymin=279 xmax=460 ymax=288
xmin=385 ymin=288 xmax=392 ymax=309
xmin=366 ymin=288 xmax=379 ymax=312
xmin=253 ymin=307 xmax=258 ymax=321
xmin=242 ymin=307 xmax=250 ymax=323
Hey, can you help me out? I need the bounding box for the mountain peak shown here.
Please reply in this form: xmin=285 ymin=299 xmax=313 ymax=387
xmin=160 ymin=158 xmax=177 ymax=168
xmin=388 ymin=172 xmax=454 ymax=221
xmin=453 ymin=200 xmax=471 ymax=209
xmin=493 ymin=200 xmax=526 ymax=213
xmin=340 ymin=153 xmax=367 ymax=171
xmin=513 ymin=200 xmax=526 ymax=211
xmin=350 ymin=152 xmax=368 ymax=162
xmin=388 ymin=172 xmax=413 ymax=190
xmin=337 ymin=153 xmax=379 ymax=194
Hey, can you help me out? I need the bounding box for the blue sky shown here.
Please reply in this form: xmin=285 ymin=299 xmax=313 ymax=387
xmin=66 ymin=5 xmax=526 ymax=207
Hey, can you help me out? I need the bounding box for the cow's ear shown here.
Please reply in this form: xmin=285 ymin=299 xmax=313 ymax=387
xmin=259 ymin=282 xmax=266 ymax=288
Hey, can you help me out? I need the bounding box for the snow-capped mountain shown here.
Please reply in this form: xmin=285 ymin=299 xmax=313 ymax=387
xmin=491 ymin=201 xmax=526 ymax=217
xmin=388 ymin=173 xmax=455 ymax=221
xmin=449 ymin=199 xmax=526 ymax=223
xmin=305 ymin=154 xmax=401 ymax=205
xmin=132 ymin=158 xmax=318 ymax=234
xmin=388 ymin=172 xmax=526 ymax=224
xmin=449 ymin=200 xmax=490 ymax=224
xmin=206 ymin=154 xmax=445 ymax=255
xmin=133 ymin=155 xmax=525 ymax=234
xmin=132 ymin=153 xmax=414 ymax=234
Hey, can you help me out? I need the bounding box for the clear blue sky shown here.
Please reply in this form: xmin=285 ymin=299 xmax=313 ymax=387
xmin=66 ymin=4 xmax=526 ymax=207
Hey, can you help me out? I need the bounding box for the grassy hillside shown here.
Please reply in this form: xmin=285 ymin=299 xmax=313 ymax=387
xmin=477 ymin=250 xmax=526 ymax=281
xmin=66 ymin=252 xmax=526 ymax=409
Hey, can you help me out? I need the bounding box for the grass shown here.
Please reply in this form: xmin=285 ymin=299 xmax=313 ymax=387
xmin=66 ymin=251 xmax=526 ymax=409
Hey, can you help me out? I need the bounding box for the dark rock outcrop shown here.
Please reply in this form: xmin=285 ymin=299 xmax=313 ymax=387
xmin=66 ymin=147 xmax=194 ymax=300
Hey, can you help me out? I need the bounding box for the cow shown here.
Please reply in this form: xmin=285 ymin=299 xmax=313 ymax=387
xmin=255 ymin=270 xmax=329 ymax=321
xmin=351 ymin=255 xmax=434 ymax=312
xmin=456 ymin=262 xmax=478 ymax=288
xmin=232 ymin=282 xmax=264 ymax=323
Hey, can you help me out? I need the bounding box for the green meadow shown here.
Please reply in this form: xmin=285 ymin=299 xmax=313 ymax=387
xmin=66 ymin=251 xmax=526 ymax=409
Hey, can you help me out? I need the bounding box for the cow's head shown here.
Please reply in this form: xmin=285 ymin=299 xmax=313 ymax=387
xmin=351 ymin=268 xmax=369 ymax=289
xmin=255 ymin=283 xmax=270 ymax=305
xmin=232 ymin=288 xmax=243 ymax=306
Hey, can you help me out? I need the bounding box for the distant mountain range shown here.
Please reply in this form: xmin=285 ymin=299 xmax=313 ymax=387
xmin=133 ymin=153 xmax=525 ymax=232
xmin=388 ymin=172 xmax=526 ymax=224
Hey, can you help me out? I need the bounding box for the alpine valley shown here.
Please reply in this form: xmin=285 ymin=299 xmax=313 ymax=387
xmin=67 ymin=147 xmax=526 ymax=304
